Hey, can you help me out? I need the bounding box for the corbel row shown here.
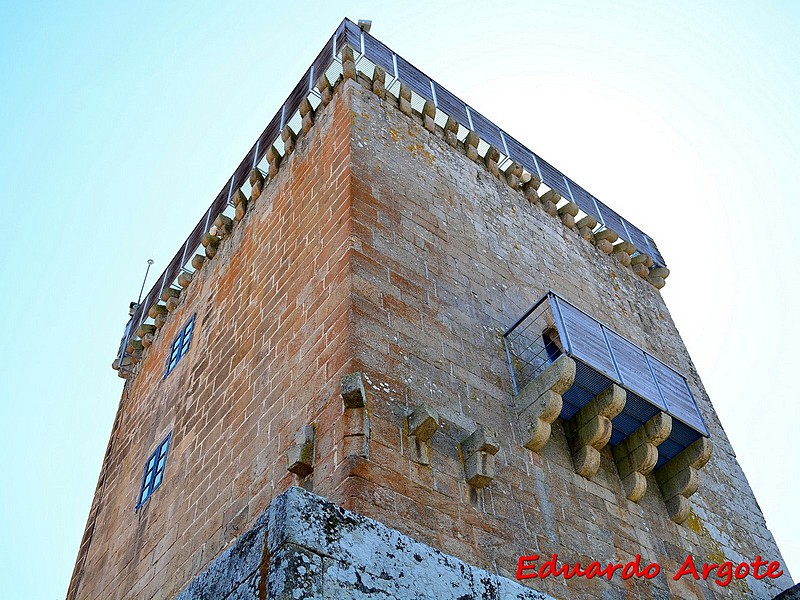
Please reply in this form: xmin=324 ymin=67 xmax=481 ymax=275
xmin=339 ymin=42 xmax=670 ymax=290
xmin=115 ymin=62 xmax=343 ymax=378
xmin=285 ymin=372 xmax=372 ymax=480
xmin=406 ymin=403 xmax=500 ymax=491
xmin=517 ymin=356 xmax=712 ymax=524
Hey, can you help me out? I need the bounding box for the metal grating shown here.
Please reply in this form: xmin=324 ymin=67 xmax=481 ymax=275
xmin=353 ymin=25 xmax=667 ymax=267
xmin=121 ymin=18 xmax=668 ymax=370
xmin=505 ymin=292 xmax=709 ymax=458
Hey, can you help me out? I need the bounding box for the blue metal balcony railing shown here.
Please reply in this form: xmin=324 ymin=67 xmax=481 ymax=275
xmin=504 ymin=292 xmax=708 ymax=468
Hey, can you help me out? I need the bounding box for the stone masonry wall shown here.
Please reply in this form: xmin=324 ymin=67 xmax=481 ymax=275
xmin=69 ymin=85 xmax=360 ymax=600
xmin=69 ymin=71 xmax=792 ymax=600
xmin=341 ymin=79 xmax=792 ymax=599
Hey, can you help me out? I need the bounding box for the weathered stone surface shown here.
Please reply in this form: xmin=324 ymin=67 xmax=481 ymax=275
xmin=594 ymin=228 xmax=618 ymax=243
xmin=565 ymin=384 xmax=626 ymax=479
xmin=74 ymin=77 xmax=792 ymax=600
xmin=184 ymin=487 xmax=553 ymax=600
xmin=214 ymin=214 xmax=233 ymax=235
xmin=190 ymin=253 xmax=205 ymax=270
xmin=341 ymin=372 xmax=367 ymax=408
xmin=148 ymin=303 xmax=168 ymax=319
xmin=517 ymin=356 xmax=576 ymax=452
xmin=461 ymin=426 xmax=500 ymax=489
xmin=408 ymin=404 xmax=440 ymax=442
xmin=286 ymin=425 xmax=315 ymax=478
xmin=177 ymin=271 xmax=193 ymax=288
xmin=656 ymin=437 xmax=713 ymax=524
xmin=613 ymin=412 xmax=672 ymax=501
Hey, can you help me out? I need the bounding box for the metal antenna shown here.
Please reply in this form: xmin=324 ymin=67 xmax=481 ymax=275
xmin=118 ymin=259 xmax=154 ymax=375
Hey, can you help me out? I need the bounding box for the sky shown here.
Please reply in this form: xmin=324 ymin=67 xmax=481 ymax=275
xmin=1 ymin=1 xmax=798 ymax=597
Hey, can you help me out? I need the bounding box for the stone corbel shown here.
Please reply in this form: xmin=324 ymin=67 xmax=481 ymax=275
xmin=630 ymin=253 xmax=654 ymax=279
xmin=655 ymin=437 xmax=713 ymax=524
xmin=461 ymin=426 xmax=500 ymax=489
xmin=557 ymin=202 xmax=579 ymax=229
xmin=443 ymin=116 xmax=459 ymax=148
xmin=281 ymin=125 xmax=297 ymax=157
xmin=250 ymin=168 xmax=265 ymax=203
xmin=161 ymin=286 xmax=181 ymax=312
xmin=340 ymin=373 xmax=369 ymax=458
xmin=201 ymin=231 xmax=220 ymax=259
xmin=564 ymin=384 xmax=626 ymax=479
xmin=612 ymin=412 xmax=672 ymax=501
xmin=371 ymin=65 xmax=386 ymax=99
xmin=287 ymin=425 xmax=315 ymax=478
xmin=517 ymin=355 xmax=576 ymax=453
xmin=191 ymin=253 xmax=206 ymax=271
xmin=266 ymin=145 xmax=281 ymax=179
xmin=407 ymin=404 xmax=440 ymax=465
xmin=422 ymin=100 xmax=436 ymax=133
xmin=594 ymin=228 xmax=618 ymax=255
xmin=539 ymin=190 xmax=560 ymax=217
xmin=232 ymin=190 xmax=248 ymax=222
xmin=316 ymin=72 xmax=333 ymax=106
xmin=398 ymin=83 xmax=413 ymax=117
xmin=341 ymin=46 xmax=356 ymax=81
xmin=577 ymin=215 xmax=597 ymax=243
xmin=648 ymin=267 xmax=671 ymax=290
xmin=464 ymin=131 xmax=480 ymax=162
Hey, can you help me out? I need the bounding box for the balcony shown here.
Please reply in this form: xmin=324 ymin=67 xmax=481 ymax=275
xmin=503 ymin=292 xmax=713 ymax=523
xmin=504 ymin=292 xmax=708 ymax=468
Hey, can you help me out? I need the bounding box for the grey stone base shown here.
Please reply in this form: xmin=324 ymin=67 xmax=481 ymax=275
xmin=775 ymin=583 xmax=800 ymax=600
xmin=176 ymin=486 xmax=554 ymax=599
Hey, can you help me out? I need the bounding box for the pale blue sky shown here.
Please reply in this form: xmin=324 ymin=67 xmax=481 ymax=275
xmin=1 ymin=1 xmax=798 ymax=597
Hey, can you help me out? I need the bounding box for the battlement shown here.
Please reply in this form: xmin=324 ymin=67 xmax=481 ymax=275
xmin=114 ymin=18 xmax=670 ymax=379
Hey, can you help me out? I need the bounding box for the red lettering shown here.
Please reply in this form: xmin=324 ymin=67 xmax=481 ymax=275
xmin=584 ymin=562 xmax=603 ymax=579
xmin=621 ymin=555 xmax=645 ymax=580
xmin=734 ymin=563 xmax=750 ymax=579
xmin=605 ymin=563 xmax=623 ymax=580
xmin=518 ymin=553 xmax=781 ymax=584
xmin=539 ymin=554 xmax=563 ymax=578
xmin=643 ymin=564 xmax=661 ymax=579
xmin=516 ymin=555 xmax=539 ymax=580
xmin=563 ymin=563 xmax=586 ymax=579
xmin=673 ymin=555 xmax=700 ymax=581
xmin=701 ymin=562 xmax=719 ymax=579
xmin=751 ymin=556 xmax=769 ymax=580
xmin=766 ymin=562 xmax=784 ymax=579
xmin=715 ymin=562 xmax=733 ymax=587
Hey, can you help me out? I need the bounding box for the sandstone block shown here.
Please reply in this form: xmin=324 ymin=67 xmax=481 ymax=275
xmin=340 ymin=373 xmax=367 ymax=408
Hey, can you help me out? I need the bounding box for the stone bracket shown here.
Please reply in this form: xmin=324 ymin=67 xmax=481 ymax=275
xmin=461 ymin=426 xmax=499 ymax=489
xmin=407 ymin=404 xmax=440 ymax=465
xmin=612 ymin=412 xmax=672 ymax=501
xmin=655 ymin=437 xmax=713 ymax=524
xmin=517 ymin=355 xmax=576 ymax=453
xmin=564 ymin=384 xmax=626 ymax=479
xmin=340 ymin=373 xmax=369 ymax=458
xmin=341 ymin=372 xmax=367 ymax=408
xmin=287 ymin=425 xmax=315 ymax=478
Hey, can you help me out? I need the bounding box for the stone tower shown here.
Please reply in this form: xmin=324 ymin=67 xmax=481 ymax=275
xmin=68 ymin=19 xmax=793 ymax=600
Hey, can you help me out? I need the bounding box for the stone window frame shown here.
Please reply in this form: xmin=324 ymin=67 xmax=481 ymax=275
xmin=165 ymin=314 xmax=195 ymax=377
xmin=136 ymin=433 xmax=171 ymax=510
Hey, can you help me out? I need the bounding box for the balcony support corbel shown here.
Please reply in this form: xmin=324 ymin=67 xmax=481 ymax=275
xmin=612 ymin=412 xmax=672 ymax=501
xmin=564 ymin=384 xmax=626 ymax=479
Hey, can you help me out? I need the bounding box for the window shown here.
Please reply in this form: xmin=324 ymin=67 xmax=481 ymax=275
xmin=137 ymin=433 xmax=171 ymax=509
xmin=166 ymin=314 xmax=195 ymax=376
